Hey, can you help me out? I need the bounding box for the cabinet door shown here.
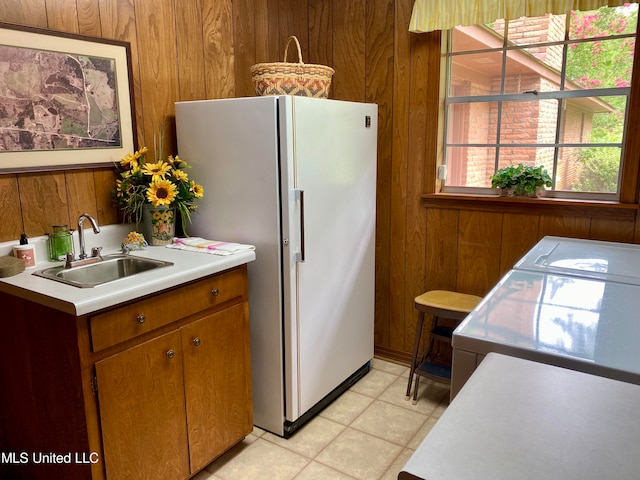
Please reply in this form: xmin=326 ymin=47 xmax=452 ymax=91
xmin=181 ymin=303 xmax=252 ymax=472
xmin=95 ymin=330 xmax=189 ymax=480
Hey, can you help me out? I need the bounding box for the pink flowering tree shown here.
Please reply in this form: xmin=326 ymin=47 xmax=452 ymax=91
xmin=567 ymin=4 xmax=637 ymax=192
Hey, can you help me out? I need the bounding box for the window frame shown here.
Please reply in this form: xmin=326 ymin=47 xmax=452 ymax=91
xmin=439 ymin=10 xmax=638 ymax=202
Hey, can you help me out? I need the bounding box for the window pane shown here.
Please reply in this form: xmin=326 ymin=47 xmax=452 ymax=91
xmin=566 ymin=38 xmax=635 ymax=89
xmin=569 ymin=5 xmax=637 ymax=41
xmin=499 ymin=100 xmax=558 ymax=144
xmin=450 ymin=51 xmax=503 ymax=97
xmin=451 ymin=25 xmax=504 ymax=53
xmin=504 ymin=15 xmax=566 ymax=46
xmin=555 ymin=146 xmax=621 ymax=193
xmin=446 ymin=102 xmax=497 ymax=144
xmin=561 ymin=96 xmax=627 ymax=144
xmin=445 ymin=146 xmax=496 ymax=187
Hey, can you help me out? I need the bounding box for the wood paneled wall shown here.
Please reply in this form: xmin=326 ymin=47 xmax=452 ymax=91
xmin=2 ymin=0 xmax=639 ymax=363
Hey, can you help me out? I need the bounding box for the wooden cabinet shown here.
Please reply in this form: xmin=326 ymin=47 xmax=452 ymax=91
xmin=95 ymin=330 xmax=190 ymax=480
xmin=182 ymin=303 xmax=252 ymax=471
xmin=96 ymin=302 xmax=252 ymax=479
xmin=0 ymin=264 xmax=251 ymax=480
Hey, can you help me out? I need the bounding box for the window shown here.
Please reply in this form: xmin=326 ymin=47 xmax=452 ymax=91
xmin=442 ymin=5 xmax=638 ymax=200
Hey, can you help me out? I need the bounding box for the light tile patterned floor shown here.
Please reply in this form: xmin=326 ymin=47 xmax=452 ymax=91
xmin=193 ymin=358 xmax=450 ymax=480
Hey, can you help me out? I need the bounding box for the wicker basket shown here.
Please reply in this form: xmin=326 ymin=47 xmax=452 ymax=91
xmin=250 ymin=36 xmax=335 ymax=98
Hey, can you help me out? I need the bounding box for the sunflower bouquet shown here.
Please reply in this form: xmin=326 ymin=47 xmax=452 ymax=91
xmin=113 ymin=146 xmax=204 ymax=232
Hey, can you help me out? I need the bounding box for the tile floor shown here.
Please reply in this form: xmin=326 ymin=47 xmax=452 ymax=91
xmin=193 ymin=357 xmax=450 ymax=480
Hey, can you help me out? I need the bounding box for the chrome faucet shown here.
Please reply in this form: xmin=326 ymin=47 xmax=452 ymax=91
xmin=65 ymin=213 xmax=102 ymax=268
xmin=77 ymin=213 xmax=101 ymax=259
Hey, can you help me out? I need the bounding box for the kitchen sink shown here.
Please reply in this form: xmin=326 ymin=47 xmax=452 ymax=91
xmin=33 ymin=254 xmax=174 ymax=288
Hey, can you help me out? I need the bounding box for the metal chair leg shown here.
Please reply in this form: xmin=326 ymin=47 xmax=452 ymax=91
xmin=406 ymin=311 xmax=426 ymax=400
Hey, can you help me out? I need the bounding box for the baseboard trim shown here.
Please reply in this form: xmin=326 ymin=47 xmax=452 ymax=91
xmin=374 ymin=345 xmax=412 ymax=366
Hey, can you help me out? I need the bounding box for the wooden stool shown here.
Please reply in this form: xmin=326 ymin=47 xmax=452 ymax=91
xmin=406 ymin=290 xmax=482 ymax=404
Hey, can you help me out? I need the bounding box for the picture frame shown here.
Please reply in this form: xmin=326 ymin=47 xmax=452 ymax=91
xmin=0 ymin=22 xmax=136 ymax=173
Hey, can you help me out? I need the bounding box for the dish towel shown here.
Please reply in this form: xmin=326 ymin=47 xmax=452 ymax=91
xmin=167 ymin=237 xmax=256 ymax=256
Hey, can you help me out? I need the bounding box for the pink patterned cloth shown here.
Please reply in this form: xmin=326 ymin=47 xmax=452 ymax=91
xmin=167 ymin=237 xmax=255 ymax=256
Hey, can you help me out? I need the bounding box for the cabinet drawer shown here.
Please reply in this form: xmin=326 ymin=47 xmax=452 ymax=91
xmin=90 ymin=267 xmax=246 ymax=352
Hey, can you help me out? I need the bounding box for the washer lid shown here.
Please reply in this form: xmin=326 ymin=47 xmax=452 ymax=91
xmin=454 ymin=269 xmax=640 ymax=384
xmin=514 ymin=236 xmax=640 ymax=285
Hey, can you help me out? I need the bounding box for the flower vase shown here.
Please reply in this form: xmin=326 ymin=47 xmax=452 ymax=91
xmin=142 ymin=205 xmax=176 ymax=246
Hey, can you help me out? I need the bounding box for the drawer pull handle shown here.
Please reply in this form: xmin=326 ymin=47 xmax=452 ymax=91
xmin=166 ymin=349 xmax=175 ymax=360
xmin=193 ymin=337 xmax=201 ymax=347
xmin=211 ymin=288 xmax=219 ymax=297
xmin=137 ymin=314 xmax=146 ymax=324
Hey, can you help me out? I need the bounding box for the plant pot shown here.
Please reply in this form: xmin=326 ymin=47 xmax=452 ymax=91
xmin=142 ymin=205 xmax=176 ymax=246
xmin=499 ymin=187 xmax=541 ymax=198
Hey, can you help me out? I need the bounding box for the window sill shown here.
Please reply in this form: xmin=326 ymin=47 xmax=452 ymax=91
xmin=421 ymin=193 xmax=639 ymax=220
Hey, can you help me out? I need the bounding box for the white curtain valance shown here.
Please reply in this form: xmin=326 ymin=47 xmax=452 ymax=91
xmin=409 ymin=0 xmax=632 ymax=33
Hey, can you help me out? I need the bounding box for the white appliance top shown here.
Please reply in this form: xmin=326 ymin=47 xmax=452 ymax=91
xmin=453 ymin=268 xmax=640 ymax=384
xmin=399 ymin=353 xmax=640 ymax=480
xmin=514 ymin=236 xmax=640 ymax=285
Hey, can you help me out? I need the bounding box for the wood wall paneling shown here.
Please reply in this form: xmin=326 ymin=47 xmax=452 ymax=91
xmin=387 ymin=0 xmax=412 ymax=353
xmin=589 ymin=217 xmax=636 ymax=243
xmin=366 ymin=0 xmax=395 ymax=349
xmin=402 ymin=32 xmax=429 ymax=351
xmin=202 ymin=0 xmax=235 ymax=100
xmin=332 ymin=1 xmax=366 ymax=102
xmin=18 ymin=172 xmax=70 ymax=237
xmin=0 ymin=0 xmax=47 ymax=27
xmin=232 ymin=0 xmax=257 ymax=99
xmin=499 ymin=213 xmax=540 ymax=276
xmin=174 ymin=0 xmax=207 ymax=101
xmin=65 ymin=170 xmax=99 ymax=224
xmin=45 ymin=0 xmax=79 ymax=32
xmin=75 ymin=0 xmax=102 ymax=37
xmin=456 ymin=210 xmax=503 ymax=296
xmin=0 ymin=176 xmax=23 ymax=240
xmin=308 ymin=0 xmax=333 ymax=68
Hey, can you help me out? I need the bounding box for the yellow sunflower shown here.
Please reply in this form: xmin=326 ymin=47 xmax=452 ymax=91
xmin=142 ymin=161 xmax=171 ymax=183
xmin=147 ymin=179 xmax=178 ymax=207
xmin=190 ymin=181 xmax=204 ymax=198
xmin=172 ymin=169 xmax=188 ymax=182
xmin=121 ymin=147 xmax=148 ymax=170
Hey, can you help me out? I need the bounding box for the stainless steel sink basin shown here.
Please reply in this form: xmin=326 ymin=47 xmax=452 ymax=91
xmin=33 ymin=254 xmax=174 ymax=288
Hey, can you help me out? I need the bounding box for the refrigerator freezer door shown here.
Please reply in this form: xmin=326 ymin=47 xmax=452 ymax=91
xmin=280 ymin=96 xmax=377 ymax=420
xmin=175 ymin=97 xmax=286 ymax=435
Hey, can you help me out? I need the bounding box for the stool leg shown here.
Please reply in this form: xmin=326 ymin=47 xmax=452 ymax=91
xmin=413 ymin=316 xmax=439 ymax=404
xmin=406 ymin=311 xmax=425 ymax=400
xmin=412 ymin=375 xmax=421 ymax=405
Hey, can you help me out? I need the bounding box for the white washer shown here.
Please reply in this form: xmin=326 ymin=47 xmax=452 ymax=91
xmin=451 ymin=267 xmax=640 ymax=399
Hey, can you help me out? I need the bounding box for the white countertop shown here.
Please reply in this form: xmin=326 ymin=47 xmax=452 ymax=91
xmin=400 ymin=353 xmax=640 ymax=480
xmin=0 ymin=224 xmax=255 ymax=316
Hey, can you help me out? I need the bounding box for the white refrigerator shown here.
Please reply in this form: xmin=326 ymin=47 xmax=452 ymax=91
xmin=175 ymin=96 xmax=377 ymax=437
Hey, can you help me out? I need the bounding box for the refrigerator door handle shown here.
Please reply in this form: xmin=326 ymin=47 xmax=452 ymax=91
xmin=295 ymin=189 xmax=306 ymax=263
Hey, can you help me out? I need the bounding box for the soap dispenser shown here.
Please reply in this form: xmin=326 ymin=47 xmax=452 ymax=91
xmin=13 ymin=233 xmax=36 ymax=268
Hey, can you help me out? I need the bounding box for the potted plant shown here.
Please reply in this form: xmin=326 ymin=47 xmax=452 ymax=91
xmin=490 ymin=163 xmax=552 ymax=197
xmin=112 ymin=146 xmax=204 ymax=244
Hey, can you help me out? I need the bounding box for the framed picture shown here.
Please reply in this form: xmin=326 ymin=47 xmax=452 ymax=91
xmin=0 ymin=22 xmax=136 ymax=172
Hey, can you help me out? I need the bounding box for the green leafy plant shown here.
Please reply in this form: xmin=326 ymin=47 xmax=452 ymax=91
xmin=490 ymin=164 xmax=552 ymax=197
